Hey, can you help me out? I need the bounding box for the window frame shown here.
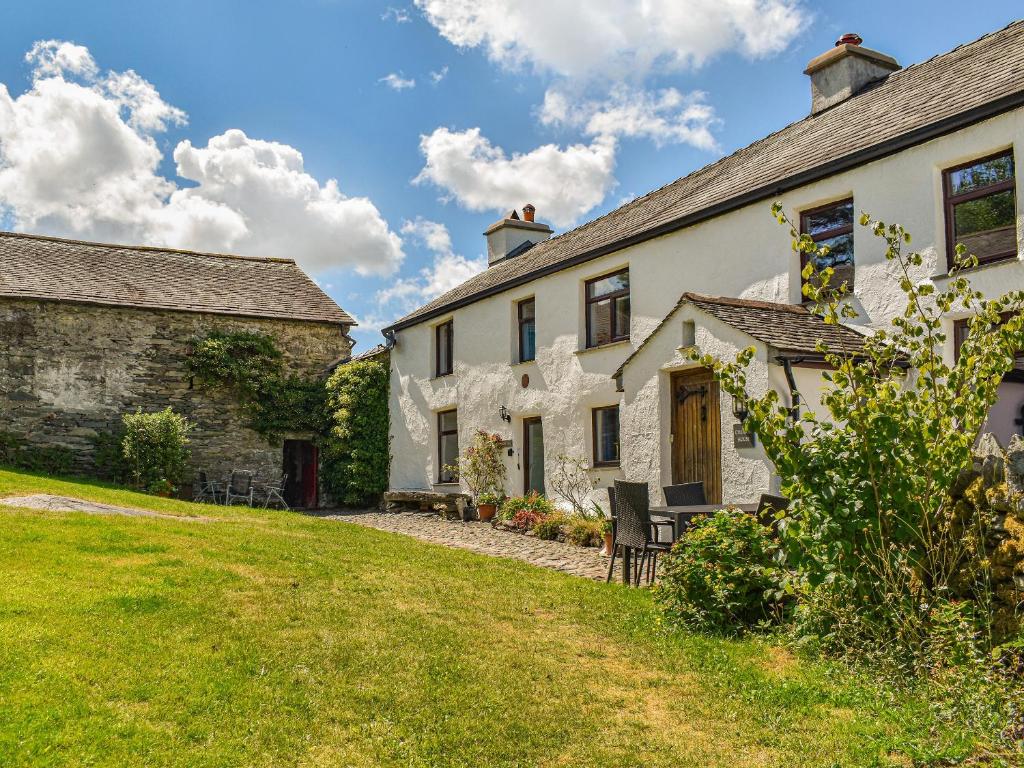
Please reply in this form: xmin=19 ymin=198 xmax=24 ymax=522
xmin=591 ymin=405 xmax=621 ymax=468
xmin=437 ymin=409 xmax=459 ymax=483
xmin=434 ymin=319 xmax=454 ymax=377
xmin=584 ymin=268 xmax=630 ymax=349
xmin=953 ymin=315 xmax=1024 ymax=384
xmin=517 ymin=297 xmax=536 ymax=363
xmin=943 ymin=149 xmax=1017 ymax=270
xmin=799 ymin=197 xmax=855 ymax=298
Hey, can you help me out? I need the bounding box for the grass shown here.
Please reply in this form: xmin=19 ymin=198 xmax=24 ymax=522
xmin=0 ymin=468 xmax=983 ymax=767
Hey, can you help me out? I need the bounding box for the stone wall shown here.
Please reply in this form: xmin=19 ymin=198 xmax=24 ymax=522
xmin=0 ymin=298 xmax=351 ymax=498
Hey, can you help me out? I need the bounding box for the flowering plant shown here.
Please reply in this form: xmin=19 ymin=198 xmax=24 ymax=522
xmin=455 ymin=430 xmax=507 ymax=501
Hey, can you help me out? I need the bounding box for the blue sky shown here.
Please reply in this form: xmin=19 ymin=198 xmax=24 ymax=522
xmin=0 ymin=1 xmax=1020 ymax=351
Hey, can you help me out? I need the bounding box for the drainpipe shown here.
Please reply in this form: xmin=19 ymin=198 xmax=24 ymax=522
xmin=776 ymin=355 xmax=801 ymax=423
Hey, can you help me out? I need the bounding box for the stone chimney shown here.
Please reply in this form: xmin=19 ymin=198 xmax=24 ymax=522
xmin=804 ymin=33 xmax=900 ymax=115
xmin=484 ymin=206 xmax=553 ymax=266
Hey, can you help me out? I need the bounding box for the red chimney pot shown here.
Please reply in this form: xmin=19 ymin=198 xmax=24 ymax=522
xmin=522 ymin=203 xmax=536 ymax=222
xmin=836 ymin=33 xmax=863 ymax=47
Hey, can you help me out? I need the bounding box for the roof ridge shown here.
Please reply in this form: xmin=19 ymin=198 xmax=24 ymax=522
xmin=682 ymin=292 xmax=808 ymax=314
xmin=0 ymin=230 xmax=297 ymax=265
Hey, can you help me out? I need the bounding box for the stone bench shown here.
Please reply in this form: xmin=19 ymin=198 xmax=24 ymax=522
xmin=383 ymin=489 xmax=471 ymax=515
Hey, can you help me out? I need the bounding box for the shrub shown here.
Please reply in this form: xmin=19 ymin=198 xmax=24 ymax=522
xmin=565 ymin=517 xmax=604 ymax=547
xmin=498 ymin=492 xmax=555 ymax=522
xmin=453 ymin=430 xmax=506 ymax=501
xmin=533 ymin=512 xmax=568 ymax=540
xmin=121 ymin=408 xmax=191 ymax=494
xmin=654 ymin=509 xmax=784 ymax=635
xmin=321 ymin=357 xmax=390 ymax=506
xmin=549 ymin=454 xmax=596 ymax=516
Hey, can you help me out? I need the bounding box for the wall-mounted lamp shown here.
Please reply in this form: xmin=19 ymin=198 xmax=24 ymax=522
xmin=499 ymin=405 xmax=512 ymax=423
xmin=731 ymin=394 xmax=749 ymax=423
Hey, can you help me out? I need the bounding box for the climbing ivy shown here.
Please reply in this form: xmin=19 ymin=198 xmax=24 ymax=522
xmin=185 ymin=330 xmax=326 ymax=441
xmin=321 ymin=356 xmax=390 ymax=506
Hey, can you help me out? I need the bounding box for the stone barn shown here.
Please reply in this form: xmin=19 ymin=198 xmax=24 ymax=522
xmin=0 ymin=231 xmax=355 ymax=507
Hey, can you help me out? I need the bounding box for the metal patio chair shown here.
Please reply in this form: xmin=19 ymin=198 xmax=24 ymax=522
xmin=259 ymin=474 xmax=289 ymax=510
xmin=195 ymin=471 xmax=222 ymax=504
xmin=755 ymin=493 xmax=790 ymax=529
xmin=606 ymin=480 xmax=673 ymax=586
xmin=224 ymin=470 xmax=255 ymax=506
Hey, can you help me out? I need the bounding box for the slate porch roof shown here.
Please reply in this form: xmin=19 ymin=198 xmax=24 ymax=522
xmin=0 ymin=231 xmax=354 ymax=325
xmin=385 ymin=19 xmax=1024 ymax=333
xmin=613 ymin=293 xmax=869 ymax=379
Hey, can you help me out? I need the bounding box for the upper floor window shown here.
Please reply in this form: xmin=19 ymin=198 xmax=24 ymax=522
xmin=585 ymin=268 xmax=630 ymax=348
xmin=437 ymin=409 xmax=459 ymax=483
xmin=800 ymin=198 xmax=854 ymax=296
xmin=518 ymin=298 xmax=536 ymax=362
xmin=943 ymin=150 xmax=1017 ymax=269
xmin=435 ymin=320 xmax=453 ymax=377
xmin=592 ymin=405 xmax=620 ymax=466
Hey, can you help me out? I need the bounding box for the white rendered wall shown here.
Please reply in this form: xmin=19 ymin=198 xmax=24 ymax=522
xmin=389 ymin=109 xmax=1024 ymax=505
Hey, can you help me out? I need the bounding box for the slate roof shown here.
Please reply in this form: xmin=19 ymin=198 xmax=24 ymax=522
xmin=0 ymin=231 xmax=354 ymax=325
xmin=614 ymin=293 xmax=869 ymax=378
xmin=386 ymin=19 xmax=1024 ymax=333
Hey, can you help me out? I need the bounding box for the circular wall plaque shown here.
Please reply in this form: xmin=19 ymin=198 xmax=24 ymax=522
xmin=521 ymin=373 xmax=530 ymax=388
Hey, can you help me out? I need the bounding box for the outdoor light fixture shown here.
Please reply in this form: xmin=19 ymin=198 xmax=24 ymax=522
xmin=732 ymin=394 xmax=749 ymax=422
xmin=499 ymin=405 xmax=512 ymax=423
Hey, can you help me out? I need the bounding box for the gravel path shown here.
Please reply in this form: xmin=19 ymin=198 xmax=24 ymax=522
xmin=321 ymin=510 xmax=622 ymax=582
xmin=0 ymin=494 xmax=212 ymax=521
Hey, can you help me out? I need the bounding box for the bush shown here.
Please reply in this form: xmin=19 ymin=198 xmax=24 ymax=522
xmin=321 ymin=357 xmax=390 ymax=506
xmin=533 ymin=512 xmax=568 ymax=540
xmin=121 ymin=408 xmax=192 ymax=494
xmin=565 ymin=517 xmax=604 ymax=547
xmin=0 ymin=431 xmax=73 ymax=475
xmin=654 ymin=509 xmax=784 ymax=635
xmin=452 ymin=430 xmax=507 ymax=502
xmin=498 ymin=492 xmax=555 ymax=522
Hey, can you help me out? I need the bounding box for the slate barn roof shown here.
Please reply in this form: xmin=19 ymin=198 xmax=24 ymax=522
xmin=614 ymin=293 xmax=869 ymax=379
xmin=0 ymin=232 xmax=354 ymax=325
xmin=386 ymin=20 xmax=1024 ymax=333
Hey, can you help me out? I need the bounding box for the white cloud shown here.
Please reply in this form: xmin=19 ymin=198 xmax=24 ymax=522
xmin=414 ymin=0 xmax=806 ymax=79
xmin=362 ymin=217 xmax=486 ymax=329
xmin=0 ymin=40 xmax=404 ymax=277
xmin=429 ymin=66 xmax=449 ymax=85
xmin=379 ymin=72 xmax=417 ymax=90
xmin=414 ymin=127 xmax=616 ymax=227
xmin=382 ymin=6 xmax=412 ymax=23
xmin=540 ymin=85 xmax=720 ymax=150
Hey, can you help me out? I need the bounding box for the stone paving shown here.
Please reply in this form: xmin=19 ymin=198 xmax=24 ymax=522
xmin=320 ymin=510 xmax=623 ymax=582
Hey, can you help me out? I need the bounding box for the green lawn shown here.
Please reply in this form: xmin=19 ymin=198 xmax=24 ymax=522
xmin=0 ymin=468 xmax=978 ymax=767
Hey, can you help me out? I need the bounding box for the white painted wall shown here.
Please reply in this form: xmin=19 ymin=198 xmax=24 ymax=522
xmin=389 ymin=107 xmax=1024 ymax=506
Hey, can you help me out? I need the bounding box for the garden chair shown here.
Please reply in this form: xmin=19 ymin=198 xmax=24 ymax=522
xmin=662 ymin=481 xmax=706 ymax=507
xmin=224 ymin=470 xmax=255 ymax=506
xmin=195 ymin=471 xmax=222 ymax=504
xmin=260 ymin=474 xmax=289 ymax=510
xmin=606 ymin=480 xmax=673 ymax=586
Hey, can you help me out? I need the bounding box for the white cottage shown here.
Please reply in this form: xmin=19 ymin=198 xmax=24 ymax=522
xmin=383 ymin=22 xmax=1024 ymax=507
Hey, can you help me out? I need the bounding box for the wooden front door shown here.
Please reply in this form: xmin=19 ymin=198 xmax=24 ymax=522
xmin=523 ymin=417 xmax=545 ymax=495
xmin=671 ymin=369 xmax=722 ymax=503
xmin=283 ymin=439 xmax=319 ymax=508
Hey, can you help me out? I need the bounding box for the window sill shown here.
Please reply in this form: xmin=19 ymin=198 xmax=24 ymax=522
xmin=433 ymin=482 xmax=460 ymax=489
xmin=932 ymin=252 xmax=1020 ymax=280
xmin=510 ymin=358 xmax=537 ymax=368
xmin=430 ymin=373 xmax=455 ymax=381
xmin=574 ymin=339 xmax=631 ymax=356
xmin=590 ymin=462 xmax=620 ymax=470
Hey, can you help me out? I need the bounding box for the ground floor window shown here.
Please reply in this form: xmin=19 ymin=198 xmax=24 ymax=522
xmin=592 ymin=405 xmax=620 ymax=466
xmin=438 ymin=409 xmax=459 ymax=483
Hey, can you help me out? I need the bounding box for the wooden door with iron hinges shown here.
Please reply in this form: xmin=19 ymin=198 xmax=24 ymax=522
xmin=671 ymin=368 xmax=722 ymax=503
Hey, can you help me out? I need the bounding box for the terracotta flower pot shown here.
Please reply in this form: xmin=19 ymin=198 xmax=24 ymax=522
xmin=477 ymin=503 xmax=497 ymax=522
xmin=601 ymin=532 xmax=614 ymax=556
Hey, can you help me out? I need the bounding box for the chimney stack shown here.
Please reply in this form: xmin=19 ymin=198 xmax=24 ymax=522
xmin=484 ymin=206 xmax=553 ymax=266
xmin=804 ymin=33 xmax=900 ymax=115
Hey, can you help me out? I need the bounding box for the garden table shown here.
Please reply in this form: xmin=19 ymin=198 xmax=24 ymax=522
xmin=648 ymin=503 xmax=759 ymax=543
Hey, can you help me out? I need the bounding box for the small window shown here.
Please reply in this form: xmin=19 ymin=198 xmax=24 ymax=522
xmin=953 ymin=316 xmax=1024 ymax=382
xmin=943 ymin=150 xmax=1017 ymax=269
xmin=585 ymin=268 xmax=630 ymax=348
xmin=681 ymin=320 xmax=696 ymax=348
xmin=435 ymin=320 xmax=453 ymax=377
xmin=592 ymin=405 xmax=620 ymax=466
xmin=518 ymin=298 xmax=536 ymax=362
xmin=800 ymin=198 xmax=854 ymax=296
xmin=437 ymin=409 xmax=459 ymax=482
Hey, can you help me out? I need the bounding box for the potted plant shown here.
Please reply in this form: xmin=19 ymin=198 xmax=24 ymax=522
xmin=456 ymin=430 xmax=507 ymax=519
xmin=600 ymin=517 xmax=614 ymax=556
xmin=476 ymin=491 xmax=502 ymax=522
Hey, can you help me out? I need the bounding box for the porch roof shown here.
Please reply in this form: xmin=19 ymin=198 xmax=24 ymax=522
xmin=613 ymin=293 xmax=870 ymax=379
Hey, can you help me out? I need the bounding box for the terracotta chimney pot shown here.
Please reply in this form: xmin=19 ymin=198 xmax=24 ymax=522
xmin=522 ymin=204 xmax=536 ymax=223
